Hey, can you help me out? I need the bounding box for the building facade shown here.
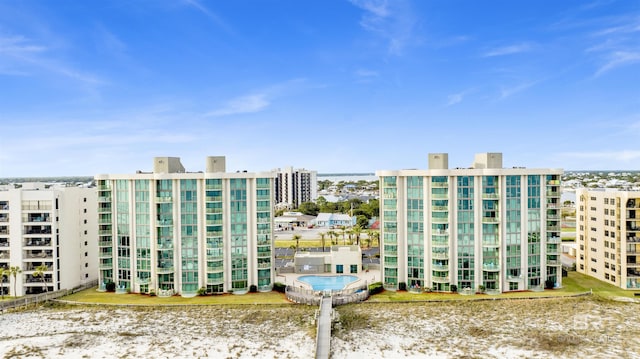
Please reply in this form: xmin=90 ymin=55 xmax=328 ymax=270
xmin=376 ymin=153 xmax=563 ymax=293
xmin=576 ymin=189 xmax=640 ymax=289
xmin=0 ymin=183 xmax=97 ymax=296
xmin=94 ymin=156 xmax=275 ymax=296
xmin=273 ymin=167 xmax=317 ymax=209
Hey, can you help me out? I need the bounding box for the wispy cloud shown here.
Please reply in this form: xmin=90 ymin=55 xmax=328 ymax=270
xmin=0 ymin=33 xmax=103 ymax=84
xmin=354 ymin=68 xmax=379 ymax=83
xmin=446 ymin=89 xmax=474 ymax=106
xmin=499 ymin=81 xmax=538 ymax=100
xmin=350 ymin=0 xmax=417 ymax=55
xmin=594 ymin=51 xmax=640 ymax=77
xmin=204 ymin=78 xmax=307 ymax=117
xmin=483 ymin=43 xmax=533 ymax=57
xmin=587 ymin=16 xmax=640 ymax=77
xmin=183 ymin=0 xmax=234 ymax=35
xmin=205 ymin=94 xmax=270 ymax=117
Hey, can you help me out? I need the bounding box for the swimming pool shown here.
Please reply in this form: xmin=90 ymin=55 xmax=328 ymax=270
xmin=297 ymin=275 xmax=359 ymax=291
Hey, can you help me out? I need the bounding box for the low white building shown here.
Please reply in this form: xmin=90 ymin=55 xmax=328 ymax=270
xmin=0 ymin=183 xmax=97 ymax=296
xmin=293 ymin=245 xmax=362 ymax=274
xmin=313 ymin=213 xmax=355 ymax=228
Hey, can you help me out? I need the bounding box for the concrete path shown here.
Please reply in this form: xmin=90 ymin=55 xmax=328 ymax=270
xmin=315 ymin=296 xmax=332 ymax=359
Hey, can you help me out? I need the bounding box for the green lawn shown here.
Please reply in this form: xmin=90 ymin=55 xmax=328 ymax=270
xmin=367 ymin=271 xmax=639 ymax=302
xmin=60 ymin=289 xmax=291 ymax=305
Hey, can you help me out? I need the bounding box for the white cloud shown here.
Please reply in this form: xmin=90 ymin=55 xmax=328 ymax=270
xmin=205 ymin=94 xmax=270 ymax=117
xmin=0 ymin=35 xmax=46 ymax=54
xmin=355 ymin=69 xmax=379 ymax=78
xmin=499 ymin=81 xmax=538 ymax=100
xmin=350 ymin=0 xmax=417 ymax=56
xmin=594 ymin=51 xmax=640 ymax=77
xmin=483 ymin=43 xmax=532 ymax=57
xmin=446 ymin=93 xmax=464 ymax=106
xmin=183 ymin=0 xmax=234 ymax=35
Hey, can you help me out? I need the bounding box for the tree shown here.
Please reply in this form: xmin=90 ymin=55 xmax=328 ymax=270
xmin=339 ymin=226 xmax=347 ymax=245
xmin=319 ymin=232 xmax=327 ymax=252
xmin=298 ymin=202 xmax=319 ymax=216
xmin=352 ymin=225 xmax=363 ymax=246
xmin=292 ymin=234 xmax=302 ymax=253
xmin=10 ymin=266 xmax=21 ymax=298
xmin=33 ymin=263 xmax=49 ymax=293
xmin=0 ymin=267 xmax=9 ymax=300
xmin=327 ymin=230 xmax=337 ymax=245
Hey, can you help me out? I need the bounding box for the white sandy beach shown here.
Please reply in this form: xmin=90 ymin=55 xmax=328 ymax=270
xmin=0 ymin=296 xmax=638 ymax=358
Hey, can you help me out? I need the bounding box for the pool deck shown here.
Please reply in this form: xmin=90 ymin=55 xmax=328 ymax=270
xmin=277 ymin=269 xmax=381 ymax=290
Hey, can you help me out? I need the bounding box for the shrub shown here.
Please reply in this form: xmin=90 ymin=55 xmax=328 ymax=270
xmin=478 ymin=284 xmax=485 ymax=293
xmin=450 ymin=284 xmax=458 ymax=293
xmin=273 ymin=282 xmax=286 ymax=293
xmin=545 ymin=279 xmax=556 ymax=289
xmin=197 ymin=287 xmax=207 ymax=296
xmin=398 ymin=282 xmax=407 ymax=291
xmin=249 ymin=285 xmax=257 ymax=293
xmin=149 ymin=290 xmax=156 ymax=297
xmin=105 ymin=281 xmax=116 ymax=292
xmin=368 ymin=282 xmax=383 ymax=295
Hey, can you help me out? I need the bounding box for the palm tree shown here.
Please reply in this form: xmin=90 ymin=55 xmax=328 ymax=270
xmin=326 ymin=230 xmax=336 ymax=245
xmin=33 ymin=264 xmax=49 ymax=293
xmin=10 ymin=266 xmax=21 ymax=298
xmin=0 ymin=267 xmax=9 ymax=300
xmin=339 ymin=226 xmax=347 ymax=245
xmin=319 ymin=232 xmax=327 ymax=252
xmin=292 ymin=234 xmax=302 ymax=253
xmin=365 ymin=229 xmax=374 ymax=248
xmin=352 ymin=225 xmax=363 ymax=246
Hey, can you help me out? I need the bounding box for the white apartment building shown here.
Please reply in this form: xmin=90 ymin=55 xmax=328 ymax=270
xmin=273 ymin=166 xmax=317 ymax=209
xmin=0 ymin=183 xmax=97 ymax=296
xmin=576 ymin=189 xmax=640 ymax=290
xmin=94 ymin=156 xmax=275 ymax=296
xmin=376 ymin=153 xmax=563 ymax=293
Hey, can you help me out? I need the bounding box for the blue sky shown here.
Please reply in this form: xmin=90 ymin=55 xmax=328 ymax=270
xmin=0 ymin=0 xmax=639 ymax=177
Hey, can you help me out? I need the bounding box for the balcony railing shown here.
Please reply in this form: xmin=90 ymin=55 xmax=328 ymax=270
xmin=482 ymin=193 xmax=499 ymax=199
xmin=432 ymin=264 xmax=448 ymax=270
xmin=155 ymin=196 xmax=172 ymax=202
xmin=482 ymin=217 xmax=499 ymax=223
xmin=547 ymin=260 xmax=560 ymax=266
xmin=432 ymin=276 xmax=449 ymax=283
xmin=432 ymin=252 xmax=449 ymax=260
xmin=431 ymin=182 xmax=449 ymax=188
xmin=482 ymin=263 xmax=500 ymax=271
xmin=207 ymin=265 xmax=224 ymax=272
xmin=206 ymin=196 xmax=222 ymax=202
xmin=157 ymin=266 xmax=174 ymax=273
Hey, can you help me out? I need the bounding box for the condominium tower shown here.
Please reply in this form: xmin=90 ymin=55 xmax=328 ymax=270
xmin=576 ymin=189 xmax=640 ymax=289
xmin=273 ymin=166 xmax=317 ymax=209
xmin=95 ymin=156 xmax=275 ymax=296
xmin=0 ymin=183 xmax=97 ymax=296
xmin=376 ymin=153 xmax=563 ymax=293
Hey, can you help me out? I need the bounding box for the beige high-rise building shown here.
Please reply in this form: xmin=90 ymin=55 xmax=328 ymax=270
xmin=376 ymin=153 xmax=563 ymax=293
xmin=576 ymin=189 xmax=640 ymax=289
xmin=94 ymin=156 xmax=275 ymax=296
xmin=0 ymin=183 xmax=97 ymax=296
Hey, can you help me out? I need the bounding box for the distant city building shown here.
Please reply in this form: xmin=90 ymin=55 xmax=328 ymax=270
xmin=273 ymin=167 xmax=317 ymax=209
xmin=95 ymin=156 xmax=275 ymax=296
xmin=376 ymin=153 xmax=563 ymax=293
xmin=0 ymin=183 xmax=97 ymax=296
xmin=576 ymin=189 xmax=640 ymax=289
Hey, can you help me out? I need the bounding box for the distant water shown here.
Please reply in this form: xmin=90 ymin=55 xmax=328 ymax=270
xmin=318 ymin=173 xmax=378 ymax=182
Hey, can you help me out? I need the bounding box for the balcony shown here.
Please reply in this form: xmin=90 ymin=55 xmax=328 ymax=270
xmin=98 ymin=195 xmax=112 ymax=202
xmin=507 ymin=274 xmax=523 ymax=282
xmin=432 ymin=216 xmax=449 ymax=223
xmin=431 ymin=182 xmax=449 ymax=188
xmin=99 ymin=229 xmax=112 ymax=235
xmin=24 ymin=250 xmax=53 ymax=259
xmin=157 ymin=218 xmax=173 ymax=226
xmin=99 ymin=240 xmax=112 ymax=247
xmin=157 ymin=265 xmax=174 ymax=274
xmin=99 ymin=251 xmax=113 ymax=258
xmin=206 ymin=219 xmax=223 ymax=225
xmin=206 ymin=196 xmax=222 ymax=202
xmin=482 ymin=263 xmax=500 ymax=271
xmin=432 ymin=252 xmax=449 ymax=260
xmin=24 ymin=214 xmax=51 ymax=223
xmin=482 ymin=240 xmax=500 ymax=247
xmin=547 ymin=225 xmax=560 ymax=231
xmin=482 ymin=217 xmax=499 ymax=224
xmin=257 ymin=262 xmax=271 ymax=269
xmin=24 ymin=239 xmax=52 ymax=247
xmin=547 ymin=259 xmax=561 ymax=266
xmin=99 ymin=260 xmax=113 ymax=269
xmin=432 ymin=240 xmax=448 ymax=247
xmin=432 ymin=276 xmax=449 ymax=283
xmin=0 ymin=215 xmax=8 ymax=222
xmin=546 ymin=191 xmax=560 ymax=197
xmin=482 ymin=193 xmax=499 ymax=200
xmin=207 ymin=265 xmax=224 ymax=272
xmin=432 ymin=263 xmax=448 ymax=270
xmin=155 ymin=196 xmax=172 ymax=203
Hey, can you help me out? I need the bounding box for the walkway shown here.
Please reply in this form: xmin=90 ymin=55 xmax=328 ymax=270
xmin=315 ymin=296 xmax=332 ymax=359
